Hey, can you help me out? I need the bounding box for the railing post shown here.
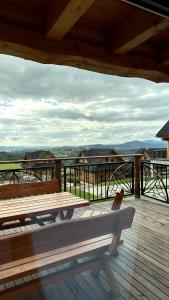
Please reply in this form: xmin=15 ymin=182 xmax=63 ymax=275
xmin=55 ymin=159 xmax=62 ymax=192
xmin=64 ymin=166 xmax=67 ymax=192
xmin=134 ymin=156 xmax=141 ymax=198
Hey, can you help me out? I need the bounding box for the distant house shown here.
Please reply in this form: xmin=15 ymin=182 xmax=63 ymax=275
xmin=156 ymin=120 xmax=169 ymax=140
xmin=74 ymin=149 xmax=124 ymax=184
xmin=136 ymin=148 xmax=167 ymax=161
xmin=22 ymin=151 xmax=56 ymax=181
xmin=156 ymin=120 xmax=169 ymax=159
xmin=135 ymin=148 xmax=167 ymax=177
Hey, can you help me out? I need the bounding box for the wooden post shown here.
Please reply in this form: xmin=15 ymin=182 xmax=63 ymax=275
xmin=55 ymin=159 xmax=62 ymax=192
xmin=134 ymin=156 xmax=141 ymax=198
xmin=167 ymin=140 xmax=169 ymax=160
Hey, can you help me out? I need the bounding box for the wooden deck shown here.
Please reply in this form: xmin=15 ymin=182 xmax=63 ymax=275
xmin=1 ymin=196 xmax=169 ymax=300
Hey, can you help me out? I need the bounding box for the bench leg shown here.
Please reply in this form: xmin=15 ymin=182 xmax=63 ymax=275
xmin=112 ymin=239 xmax=124 ymax=256
xmin=91 ymin=266 xmax=101 ymax=277
xmin=111 ymin=230 xmax=123 ymax=257
xmin=65 ymin=209 xmax=74 ymax=219
xmin=103 ymin=262 xmax=120 ymax=296
xmin=59 ymin=209 xmax=74 ymax=220
xmin=48 ymin=212 xmax=59 ymax=223
xmin=31 ymin=217 xmax=45 ymax=226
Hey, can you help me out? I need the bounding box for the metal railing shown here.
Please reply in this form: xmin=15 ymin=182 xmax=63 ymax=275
xmin=141 ymin=160 xmax=169 ymax=203
xmin=1 ymin=156 xmax=169 ymax=203
xmin=0 ymin=154 xmax=142 ymax=201
xmin=64 ymin=161 xmax=134 ymax=201
xmin=0 ymin=166 xmax=56 ymax=184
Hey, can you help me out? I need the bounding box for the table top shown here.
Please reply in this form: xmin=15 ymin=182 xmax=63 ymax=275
xmin=0 ymin=192 xmax=90 ymax=223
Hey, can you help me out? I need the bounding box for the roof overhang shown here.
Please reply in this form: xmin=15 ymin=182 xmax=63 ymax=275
xmin=0 ymin=0 xmax=169 ymax=82
xmin=122 ymin=0 xmax=169 ymax=19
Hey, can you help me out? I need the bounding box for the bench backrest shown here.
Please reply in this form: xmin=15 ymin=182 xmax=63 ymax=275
xmin=112 ymin=188 xmax=124 ymax=211
xmin=0 ymin=179 xmax=59 ymax=200
xmin=0 ymin=206 xmax=135 ymax=264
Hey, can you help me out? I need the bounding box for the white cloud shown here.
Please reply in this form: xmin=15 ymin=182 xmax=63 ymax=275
xmin=0 ymin=54 xmax=168 ymax=146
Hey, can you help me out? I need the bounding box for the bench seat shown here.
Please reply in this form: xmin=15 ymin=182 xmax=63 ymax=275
xmin=0 ymin=234 xmax=112 ymax=284
xmin=0 ymin=207 xmax=135 ymax=300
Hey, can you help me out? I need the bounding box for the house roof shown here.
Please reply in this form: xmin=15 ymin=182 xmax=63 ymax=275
xmin=24 ymin=151 xmax=55 ymax=160
xmin=156 ymin=120 xmax=169 ymax=138
xmin=74 ymin=148 xmax=123 ymax=172
xmin=136 ymin=147 xmax=167 ymax=159
xmin=0 ymin=0 xmax=169 ymax=82
xmin=23 ymin=151 xmax=55 ymax=169
xmin=77 ymin=148 xmax=123 ymax=164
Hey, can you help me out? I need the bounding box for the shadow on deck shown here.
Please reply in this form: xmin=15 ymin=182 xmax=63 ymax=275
xmin=1 ymin=196 xmax=169 ymax=300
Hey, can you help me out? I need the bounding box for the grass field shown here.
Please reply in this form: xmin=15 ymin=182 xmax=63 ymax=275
xmin=66 ymin=187 xmax=97 ymax=201
xmin=0 ymin=163 xmax=22 ymax=170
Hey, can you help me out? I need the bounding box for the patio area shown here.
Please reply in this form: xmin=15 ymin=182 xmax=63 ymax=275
xmin=0 ymin=1 xmax=169 ymax=299
xmin=1 ymin=196 xmax=169 ymax=300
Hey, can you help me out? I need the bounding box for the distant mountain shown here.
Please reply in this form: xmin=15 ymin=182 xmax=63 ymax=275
xmin=0 ymin=140 xmax=166 ymax=153
xmin=115 ymin=140 xmax=166 ymax=150
xmin=84 ymin=140 xmax=166 ymax=150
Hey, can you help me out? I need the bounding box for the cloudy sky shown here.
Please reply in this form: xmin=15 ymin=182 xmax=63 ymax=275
xmin=0 ymin=54 xmax=169 ymax=146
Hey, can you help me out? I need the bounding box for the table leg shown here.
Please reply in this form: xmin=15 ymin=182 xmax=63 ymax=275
xmin=31 ymin=216 xmax=45 ymax=226
xmin=50 ymin=212 xmax=59 ymax=223
xmin=59 ymin=209 xmax=74 ymax=220
xmin=0 ymin=222 xmax=4 ymax=230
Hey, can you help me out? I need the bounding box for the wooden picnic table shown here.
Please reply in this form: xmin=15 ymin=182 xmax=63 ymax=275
xmin=0 ymin=192 xmax=90 ymax=227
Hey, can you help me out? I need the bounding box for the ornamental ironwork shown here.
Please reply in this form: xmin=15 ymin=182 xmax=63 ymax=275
xmin=107 ymin=162 xmax=134 ymax=198
xmin=0 ymin=166 xmax=55 ymax=185
xmin=141 ymin=161 xmax=169 ymax=202
xmin=64 ymin=162 xmax=134 ymax=201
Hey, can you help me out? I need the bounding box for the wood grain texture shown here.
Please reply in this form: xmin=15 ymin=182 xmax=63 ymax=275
xmin=1 ymin=196 xmax=169 ymax=299
xmin=0 ymin=0 xmax=168 ymax=82
xmin=0 ymin=206 xmax=135 ymax=299
xmin=0 ymin=192 xmax=89 ymax=223
xmin=0 ymin=179 xmax=59 ymax=200
xmin=46 ymin=0 xmax=95 ymax=40
xmin=112 ymin=16 xmax=169 ymax=54
xmin=0 ymin=20 xmax=168 ymax=83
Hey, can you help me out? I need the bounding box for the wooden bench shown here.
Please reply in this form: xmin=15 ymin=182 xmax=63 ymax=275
xmin=0 ymin=206 xmax=135 ymax=299
xmin=81 ymin=189 xmax=124 ymax=253
xmin=0 ymin=179 xmax=60 ymax=200
xmin=0 ymin=179 xmax=59 ymax=226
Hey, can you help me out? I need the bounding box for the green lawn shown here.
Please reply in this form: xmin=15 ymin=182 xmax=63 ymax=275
xmin=66 ymin=187 xmax=97 ymax=201
xmin=0 ymin=163 xmax=22 ymax=170
xmin=98 ymin=177 xmax=133 ymax=185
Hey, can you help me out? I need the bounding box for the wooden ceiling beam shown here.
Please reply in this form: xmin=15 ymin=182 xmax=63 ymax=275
xmin=46 ymin=0 xmax=95 ymax=40
xmin=0 ymin=21 xmax=169 ymax=83
xmin=112 ymin=17 xmax=169 ymax=55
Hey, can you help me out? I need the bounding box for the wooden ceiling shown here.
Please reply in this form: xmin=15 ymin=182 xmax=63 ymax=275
xmin=0 ymin=0 xmax=169 ymax=82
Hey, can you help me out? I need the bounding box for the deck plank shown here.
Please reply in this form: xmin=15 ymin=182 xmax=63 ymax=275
xmin=1 ymin=196 xmax=169 ymax=299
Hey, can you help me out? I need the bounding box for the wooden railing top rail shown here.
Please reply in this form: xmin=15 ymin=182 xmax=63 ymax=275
xmin=0 ymin=154 xmax=143 ymax=164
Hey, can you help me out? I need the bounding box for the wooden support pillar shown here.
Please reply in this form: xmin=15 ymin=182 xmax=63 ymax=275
xmin=55 ymin=159 xmax=62 ymax=192
xmin=134 ymin=156 xmax=141 ymax=198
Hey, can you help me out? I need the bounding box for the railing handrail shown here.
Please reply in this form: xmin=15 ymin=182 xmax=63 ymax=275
xmin=0 ymin=154 xmax=143 ymax=164
xmin=65 ymin=161 xmax=133 ymax=167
